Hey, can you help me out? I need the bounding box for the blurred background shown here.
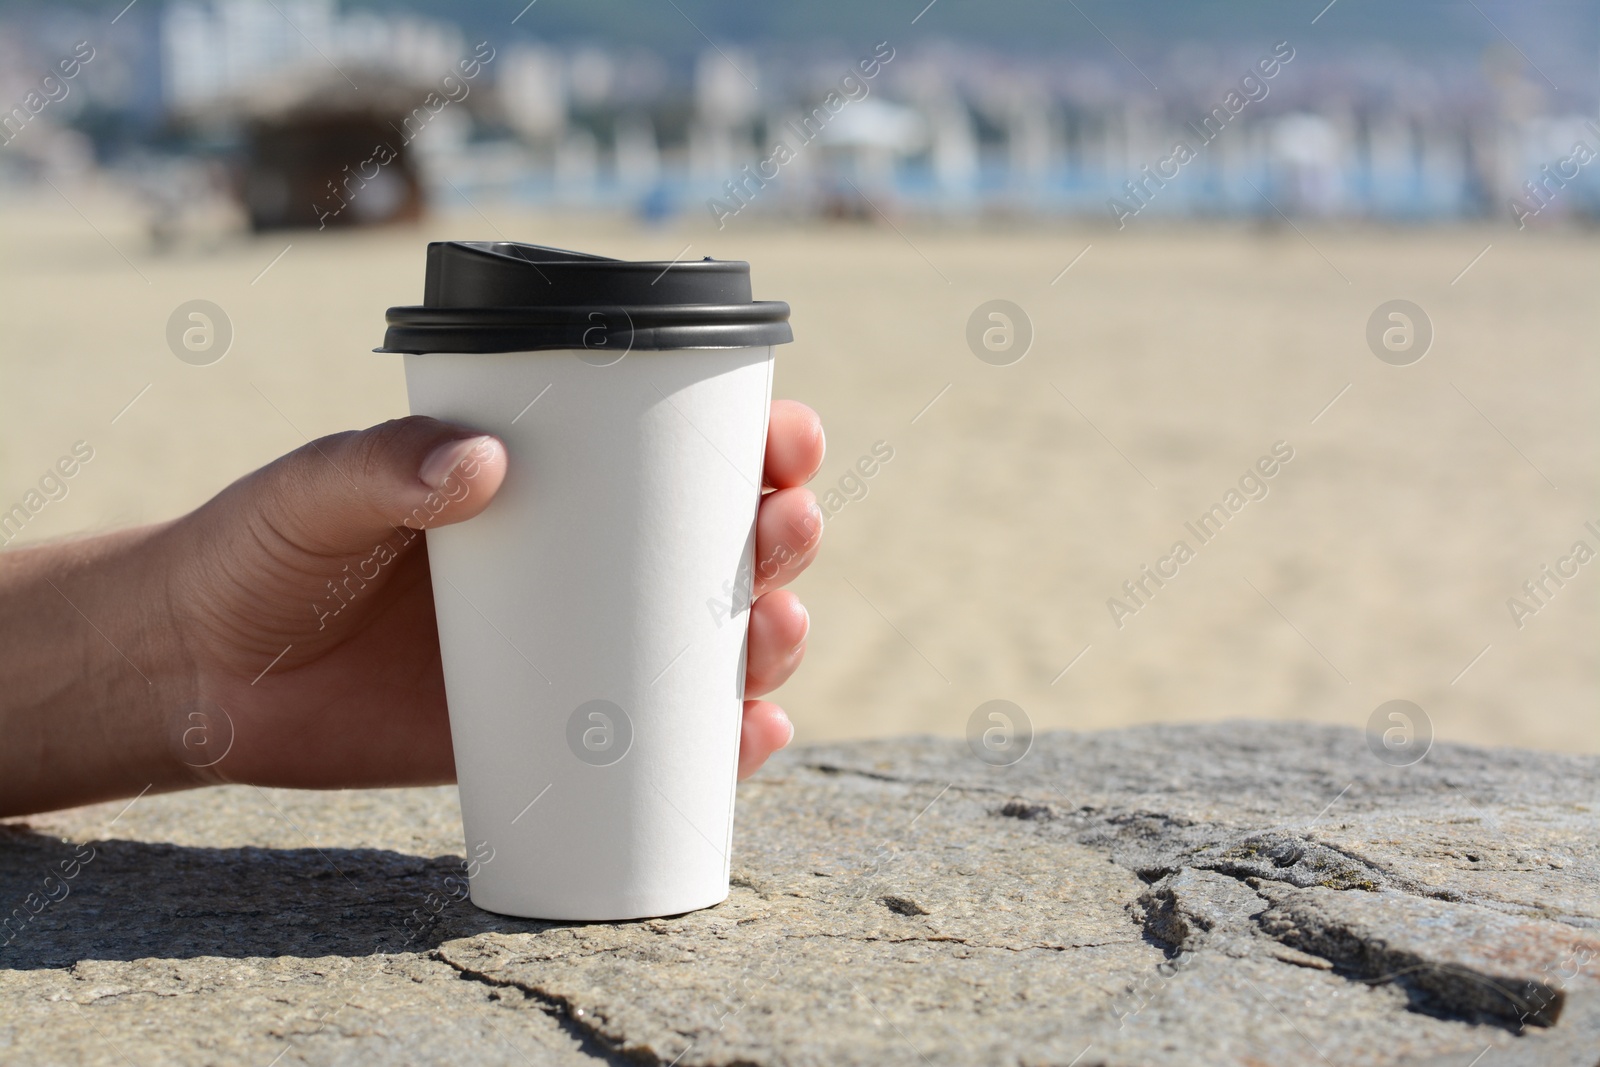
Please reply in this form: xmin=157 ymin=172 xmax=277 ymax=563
xmin=0 ymin=0 xmax=1595 ymax=753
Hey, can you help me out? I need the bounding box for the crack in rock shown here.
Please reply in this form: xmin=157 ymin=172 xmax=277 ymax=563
xmin=433 ymin=951 xmax=636 ymax=1065
xmin=1187 ymin=831 xmax=1386 ymax=891
xmin=1253 ymin=885 xmax=1600 ymax=1030
xmin=1134 ymin=868 xmax=1270 ymax=953
xmin=1132 ymin=864 xmax=1600 ymax=1034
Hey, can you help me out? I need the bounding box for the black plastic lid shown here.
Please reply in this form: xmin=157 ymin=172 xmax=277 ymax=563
xmin=379 ymin=241 xmax=793 ymax=353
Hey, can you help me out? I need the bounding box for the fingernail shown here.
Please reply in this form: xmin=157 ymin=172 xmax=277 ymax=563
xmin=781 ymin=711 xmax=795 ymax=747
xmin=420 ymin=436 xmax=493 ymax=490
xmin=792 ymin=604 xmax=811 ymax=653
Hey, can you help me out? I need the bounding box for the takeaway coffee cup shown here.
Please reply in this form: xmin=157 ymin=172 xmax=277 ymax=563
xmin=380 ymin=241 xmax=792 ymax=920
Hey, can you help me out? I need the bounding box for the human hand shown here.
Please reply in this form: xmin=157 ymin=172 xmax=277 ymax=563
xmin=159 ymin=401 xmax=823 ymax=792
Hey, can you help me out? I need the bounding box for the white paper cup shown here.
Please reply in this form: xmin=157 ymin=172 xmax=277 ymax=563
xmin=404 ymin=346 xmax=772 ymax=919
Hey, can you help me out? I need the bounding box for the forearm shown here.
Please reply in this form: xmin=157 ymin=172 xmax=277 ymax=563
xmin=0 ymin=524 xmax=195 ymax=817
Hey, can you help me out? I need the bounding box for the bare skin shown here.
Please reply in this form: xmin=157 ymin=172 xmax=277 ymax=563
xmin=0 ymin=400 xmax=825 ymax=818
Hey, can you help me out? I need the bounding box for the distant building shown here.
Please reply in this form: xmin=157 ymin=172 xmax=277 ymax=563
xmin=159 ymin=0 xmax=470 ymax=230
xmin=1 ymin=0 xmax=1580 ymax=227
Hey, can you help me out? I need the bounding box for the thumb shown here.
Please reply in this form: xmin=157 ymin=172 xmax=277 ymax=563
xmin=243 ymin=416 xmax=508 ymax=559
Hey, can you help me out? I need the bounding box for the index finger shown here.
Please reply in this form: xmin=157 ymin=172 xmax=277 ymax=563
xmin=764 ymin=399 xmax=824 ymax=490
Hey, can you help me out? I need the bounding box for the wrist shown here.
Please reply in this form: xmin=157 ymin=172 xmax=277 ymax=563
xmin=0 ymin=521 xmax=201 ymax=816
xmin=130 ymin=519 xmax=208 ymax=787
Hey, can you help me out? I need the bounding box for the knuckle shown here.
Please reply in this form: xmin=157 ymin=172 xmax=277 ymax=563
xmin=351 ymin=417 xmax=427 ymax=483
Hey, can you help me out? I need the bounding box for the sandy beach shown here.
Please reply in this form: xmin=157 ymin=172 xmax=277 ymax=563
xmin=1 ymin=185 xmax=1594 ymax=754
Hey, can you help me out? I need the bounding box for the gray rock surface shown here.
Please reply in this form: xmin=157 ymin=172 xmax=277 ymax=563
xmin=2 ymin=722 xmax=1597 ymax=1066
